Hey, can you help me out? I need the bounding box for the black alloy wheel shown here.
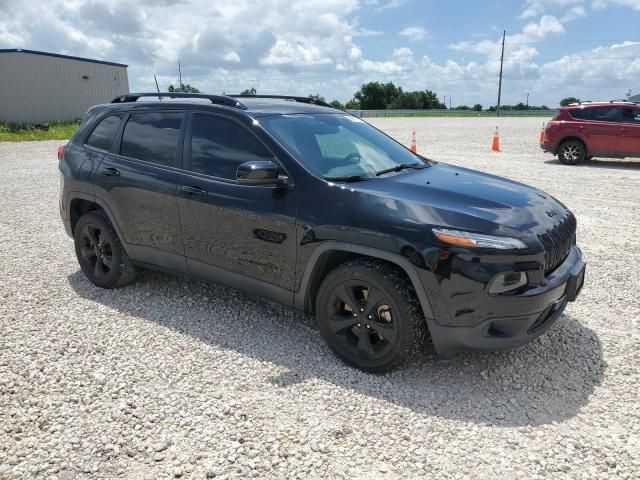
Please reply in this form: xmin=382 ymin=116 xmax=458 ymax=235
xmin=316 ymin=259 xmax=427 ymax=373
xmin=78 ymin=223 xmax=114 ymax=280
xmin=327 ymin=280 xmax=398 ymax=361
xmin=74 ymin=212 xmax=138 ymax=289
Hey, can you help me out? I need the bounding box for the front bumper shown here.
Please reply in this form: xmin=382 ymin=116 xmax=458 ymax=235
xmin=426 ymin=246 xmax=585 ymax=354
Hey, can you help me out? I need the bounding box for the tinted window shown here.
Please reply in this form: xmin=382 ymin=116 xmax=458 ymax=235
xmin=591 ymin=107 xmax=619 ymax=122
xmin=190 ymin=114 xmax=274 ymax=179
xmin=120 ymin=112 xmax=183 ymax=166
xmin=569 ymin=108 xmax=591 ymax=120
xmin=85 ymin=115 xmax=123 ymax=151
xmin=622 ymin=108 xmax=640 ymax=124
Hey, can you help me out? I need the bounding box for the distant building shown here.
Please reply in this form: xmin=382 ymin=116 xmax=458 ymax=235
xmin=629 ymin=93 xmax=640 ymax=102
xmin=0 ymin=49 xmax=129 ymax=124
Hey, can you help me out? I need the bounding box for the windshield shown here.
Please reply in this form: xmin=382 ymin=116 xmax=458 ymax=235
xmin=259 ymin=113 xmax=426 ymax=179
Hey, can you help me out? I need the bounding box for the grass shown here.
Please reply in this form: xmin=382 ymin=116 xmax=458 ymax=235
xmin=0 ymin=122 xmax=80 ymax=142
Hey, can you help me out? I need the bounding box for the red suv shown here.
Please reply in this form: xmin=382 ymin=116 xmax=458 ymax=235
xmin=541 ymin=101 xmax=640 ymax=165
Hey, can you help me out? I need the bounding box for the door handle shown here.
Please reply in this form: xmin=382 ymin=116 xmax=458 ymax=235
xmin=180 ymin=185 xmax=207 ymax=195
xmin=100 ymin=167 xmax=120 ymax=177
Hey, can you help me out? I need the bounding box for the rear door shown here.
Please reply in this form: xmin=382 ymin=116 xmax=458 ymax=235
xmin=94 ymin=110 xmax=187 ymax=270
xmin=176 ymin=112 xmax=298 ymax=295
xmin=584 ymin=106 xmax=621 ymax=155
xmin=617 ymin=107 xmax=640 ymax=157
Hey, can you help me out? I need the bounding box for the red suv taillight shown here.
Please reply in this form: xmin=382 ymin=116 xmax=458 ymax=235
xmin=57 ymin=144 xmax=64 ymax=161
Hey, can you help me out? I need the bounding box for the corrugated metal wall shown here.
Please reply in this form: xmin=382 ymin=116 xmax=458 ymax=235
xmin=0 ymin=52 xmax=129 ymax=124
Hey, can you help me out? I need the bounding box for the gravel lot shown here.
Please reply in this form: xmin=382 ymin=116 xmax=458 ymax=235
xmin=1 ymin=117 xmax=639 ymax=479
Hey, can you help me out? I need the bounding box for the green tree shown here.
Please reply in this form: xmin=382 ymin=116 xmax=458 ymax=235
xmin=330 ymin=99 xmax=345 ymax=110
xmin=456 ymin=105 xmax=471 ymax=110
xmin=168 ymin=83 xmax=200 ymax=93
xmin=473 ymin=104 xmax=483 ymax=111
xmin=345 ymin=99 xmax=360 ymax=110
xmin=240 ymin=87 xmax=257 ymax=95
xmin=560 ymin=97 xmax=580 ymax=106
xmin=354 ymin=82 xmax=388 ymax=109
xmin=308 ymin=94 xmax=326 ymax=102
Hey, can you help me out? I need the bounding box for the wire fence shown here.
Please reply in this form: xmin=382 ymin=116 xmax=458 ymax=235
xmin=348 ymin=109 xmax=558 ymax=118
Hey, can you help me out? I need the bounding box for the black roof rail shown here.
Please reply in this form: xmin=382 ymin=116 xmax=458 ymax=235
xmin=110 ymin=92 xmax=247 ymax=110
xmin=229 ymin=94 xmax=335 ymax=109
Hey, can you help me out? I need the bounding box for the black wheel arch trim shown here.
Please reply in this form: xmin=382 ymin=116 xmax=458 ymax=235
xmin=294 ymin=242 xmax=435 ymax=321
xmin=65 ymin=191 xmax=132 ymax=256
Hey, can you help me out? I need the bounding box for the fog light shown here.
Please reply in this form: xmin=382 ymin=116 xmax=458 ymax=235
xmin=488 ymin=271 xmax=527 ymax=294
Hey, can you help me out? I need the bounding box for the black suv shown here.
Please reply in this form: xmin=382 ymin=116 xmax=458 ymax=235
xmin=59 ymin=92 xmax=586 ymax=372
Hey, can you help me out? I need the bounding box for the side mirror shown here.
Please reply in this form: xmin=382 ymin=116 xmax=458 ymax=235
xmin=236 ymin=160 xmax=283 ymax=186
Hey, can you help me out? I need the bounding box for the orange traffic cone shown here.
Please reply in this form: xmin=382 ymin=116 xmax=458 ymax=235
xmin=410 ymin=130 xmax=417 ymax=153
xmin=491 ymin=126 xmax=501 ymax=152
xmin=539 ymin=122 xmax=545 ymax=144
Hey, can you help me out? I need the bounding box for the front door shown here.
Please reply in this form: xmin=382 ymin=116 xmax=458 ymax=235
xmin=617 ymin=107 xmax=640 ymax=157
xmin=94 ymin=111 xmax=186 ymax=268
xmin=585 ymin=106 xmax=620 ymax=154
xmin=176 ymin=112 xmax=297 ymax=296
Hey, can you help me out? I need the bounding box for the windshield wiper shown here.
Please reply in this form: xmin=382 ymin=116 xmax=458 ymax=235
xmin=323 ymin=175 xmax=370 ymax=183
xmin=375 ymin=162 xmax=428 ymax=177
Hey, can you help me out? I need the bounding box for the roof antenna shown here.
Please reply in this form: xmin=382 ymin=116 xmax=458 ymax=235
xmin=153 ymin=74 xmax=161 ymax=101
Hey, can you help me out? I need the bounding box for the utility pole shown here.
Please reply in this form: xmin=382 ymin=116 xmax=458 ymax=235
xmin=526 ymin=92 xmax=529 ymax=108
xmin=497 ymin=30 xmax=505 ymax=117
xmin=449 ymin=97 xmax=452 ymax=110
xmin=178 ymin=61 xmax=182 ymax=90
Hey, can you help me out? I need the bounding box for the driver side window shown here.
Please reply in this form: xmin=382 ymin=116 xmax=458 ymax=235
xmin=622 ymin=108 xmax=640 ymax=124
xmin=189 ymin=113 xmax=275 ymax=180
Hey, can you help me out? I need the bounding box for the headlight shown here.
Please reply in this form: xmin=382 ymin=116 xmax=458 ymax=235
xmin=432 ymin=228 xmax=527 ymax=250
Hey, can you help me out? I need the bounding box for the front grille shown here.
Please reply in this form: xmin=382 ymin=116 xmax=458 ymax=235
xmin=538 ymin=212 xmax=577 ymax=275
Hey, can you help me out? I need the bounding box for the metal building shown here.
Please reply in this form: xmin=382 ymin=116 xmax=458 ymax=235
xmin=0 ymin=49 xmax=129 ymax=124
xmin=629 ymin=93 xmax=640 ymax=102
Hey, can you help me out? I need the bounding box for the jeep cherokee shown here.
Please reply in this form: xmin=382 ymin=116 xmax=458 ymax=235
xmin=59 ymin=92 xmax=586 ymax=372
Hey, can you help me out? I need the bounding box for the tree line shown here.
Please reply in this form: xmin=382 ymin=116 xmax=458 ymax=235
xmin=237 ymin=82 xmax=554 ymax=111
xmin=169 ymin=82 xmax=591 ymax=110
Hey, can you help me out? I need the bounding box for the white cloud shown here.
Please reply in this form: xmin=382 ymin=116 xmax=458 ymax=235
xmin=0 ymin=0 xmax=637 ymax=107
xmin=399 ymin=26 xmax=428 ymax=42
xmin=520 ymin=0 xmax=640 ymax=20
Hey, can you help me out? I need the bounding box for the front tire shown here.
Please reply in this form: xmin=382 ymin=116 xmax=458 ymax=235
xmin=558 ymin=139 xmax=586 ymax=165
xmin=74 ymin=212 xmax=138 ymax=289
xmin=315 ymin=259 xmax=427 ymax=373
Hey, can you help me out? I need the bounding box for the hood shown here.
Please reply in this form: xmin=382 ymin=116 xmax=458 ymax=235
xmin=351 ymin=162 xmax=569 ymax=236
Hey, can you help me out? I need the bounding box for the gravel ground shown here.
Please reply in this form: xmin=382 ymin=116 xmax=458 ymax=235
xmin=1 ymin=117 xmax=639 ymax=479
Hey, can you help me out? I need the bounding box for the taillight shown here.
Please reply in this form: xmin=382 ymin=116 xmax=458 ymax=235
xmin=57 ymin=144 xmax=64 ymax=161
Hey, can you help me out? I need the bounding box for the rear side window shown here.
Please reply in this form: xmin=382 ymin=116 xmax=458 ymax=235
xmin=120 ymin=112 xmax=183 ymax=167
xmin=569 ymin=108 xmax=590 ymax=120
xmin=189 ymin=113 xmax=274 ymax=179
xmin=85 ymin=115 xmax=123 ymax=151
xmin=590 ymin=107 xmax=619 ymax=122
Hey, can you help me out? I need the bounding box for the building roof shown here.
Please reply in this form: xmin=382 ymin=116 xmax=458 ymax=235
xmin=629 ymin=93 xmax=640 ymax=102
xmin=0 ymin=48 xmax=127 ymax=68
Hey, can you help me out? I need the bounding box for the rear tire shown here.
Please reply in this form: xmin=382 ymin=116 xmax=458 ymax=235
xmin=558 ymin=139 xmax=586 ymax=165
xmin=74 ymin=212 xmax=138 ymax=289
xmin=315 ymin=258 xmax=427 ymax=373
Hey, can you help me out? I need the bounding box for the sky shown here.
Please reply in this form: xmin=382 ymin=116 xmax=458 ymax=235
xmin=1 ymin=0 xmax=639 ymax=107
